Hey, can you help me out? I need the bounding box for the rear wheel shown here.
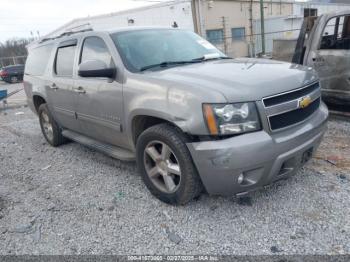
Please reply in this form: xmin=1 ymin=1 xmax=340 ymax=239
xmin=38 ymin=103 xmax=67 ymax=147
xmin=136 ymin=123 xmax=203 ymax=205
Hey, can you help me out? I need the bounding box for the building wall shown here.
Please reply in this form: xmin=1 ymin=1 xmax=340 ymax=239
xmin=252 ymin=2 xmax=350 ymax=56
xmin=42 ymin=0 xmax=194 ymax=40
xmin=253 ymin=16 xmax=303 ymax=55
xmin=196 ymin=0 xmax=293 ymax=57
xmin=292 ymin=2 xmax=350 ymax=16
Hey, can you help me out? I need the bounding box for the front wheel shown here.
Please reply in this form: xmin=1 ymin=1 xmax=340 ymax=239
xmin=136 ymin=123 xmax=203 ymax=205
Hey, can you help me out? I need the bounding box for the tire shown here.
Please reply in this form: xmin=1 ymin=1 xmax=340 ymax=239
xmin=136 ymin=123 xmax=203 ymax=205
xmin=10 ymin=76 xmax=18 ymax=83
xmin=38 ymin=103 xmax=67 ymax=147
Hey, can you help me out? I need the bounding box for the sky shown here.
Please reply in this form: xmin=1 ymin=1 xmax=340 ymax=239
xmin=0 ymin=0 xmax=158 ymax=43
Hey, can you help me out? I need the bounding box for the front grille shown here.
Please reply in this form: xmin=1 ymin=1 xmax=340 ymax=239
xmin=263 ymin=82 xmax=320 ymax=107
xmin=263 ymin=82 xmax=321 ymax=131
xmin=269 ymin=98 xmax=320 ymax=130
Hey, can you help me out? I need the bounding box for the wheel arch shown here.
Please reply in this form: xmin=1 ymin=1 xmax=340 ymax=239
xmin=32 ymin=94 xmax=47 ymax=113
xmin=131 ymin=114 xmax=182 ymax=146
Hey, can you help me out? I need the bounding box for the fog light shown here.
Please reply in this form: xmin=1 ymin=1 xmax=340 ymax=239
xmin=237 ymin=173 xmax=244 ymax=184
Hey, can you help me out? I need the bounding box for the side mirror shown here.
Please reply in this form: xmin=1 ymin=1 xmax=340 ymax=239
xmin=78 ymin=60 xmax=116 ymax=78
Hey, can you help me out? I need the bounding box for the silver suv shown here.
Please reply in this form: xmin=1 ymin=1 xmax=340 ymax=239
xmin=24 ymin=28 xmax=328 ymax=205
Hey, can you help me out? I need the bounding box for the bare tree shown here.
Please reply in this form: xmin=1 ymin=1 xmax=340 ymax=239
xmin=0 ymin=38 xmax=34 ymax=66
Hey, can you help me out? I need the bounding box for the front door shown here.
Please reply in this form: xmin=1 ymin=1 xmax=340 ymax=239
xmin=46 ymin=39 xmax=80 ymax=132
xmin=74 ymin=36 xmax=126 ymax=147
xmin=305 ymin=14 xmax=350 ymax=105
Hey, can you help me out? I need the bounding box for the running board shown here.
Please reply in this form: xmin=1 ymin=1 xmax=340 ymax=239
xmin=62 ymin=130 xmax=135 ymax=161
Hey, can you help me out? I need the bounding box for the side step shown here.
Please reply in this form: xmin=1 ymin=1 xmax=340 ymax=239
xmin=62 ymin=130 xmax=135 ymax=161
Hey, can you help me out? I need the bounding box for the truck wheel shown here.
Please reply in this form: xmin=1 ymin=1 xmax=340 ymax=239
xmin=136 ymin=123 xmax=203 ymax=205
xmin=38 ymin=103 xmax=67 ymax=147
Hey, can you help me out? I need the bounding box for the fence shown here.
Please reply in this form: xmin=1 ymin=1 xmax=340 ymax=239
xmin=0 ymin=55 xmax=27 ymax=68
xmin=207 ymin=29 xmax=300 ymax=60
xmin=204 ymin=15 xmax=304 ymax=60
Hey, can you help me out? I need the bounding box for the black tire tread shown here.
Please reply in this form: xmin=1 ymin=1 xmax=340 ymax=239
xmin=38 ymin=103 xmax=67 ymax=147
xmin=136 ymin=123 xmax=203 ymax=205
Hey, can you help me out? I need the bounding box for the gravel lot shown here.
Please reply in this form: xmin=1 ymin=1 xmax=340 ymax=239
xmin=0 ymin=102 xmax=349 ymax=255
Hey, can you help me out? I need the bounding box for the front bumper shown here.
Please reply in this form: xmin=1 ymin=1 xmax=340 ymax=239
xmin=186 ymin=102 xmax=328 ymax=196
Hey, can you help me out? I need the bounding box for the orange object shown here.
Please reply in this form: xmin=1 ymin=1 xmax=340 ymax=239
xmin=203 ymin=104 xmax=218 ymax=135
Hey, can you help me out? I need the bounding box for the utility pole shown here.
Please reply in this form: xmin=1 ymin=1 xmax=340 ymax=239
xmin=259 ymin=0 xmax=266 ymax=55
xmin=222 ymin=16 xmax=228 ymax=55
xmin=248 ymin=0 xmax=254 ymax=57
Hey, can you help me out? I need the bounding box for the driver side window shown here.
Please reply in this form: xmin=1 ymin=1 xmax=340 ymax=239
xmin=80 ymin=36 xmax=114 ymax=66
xmin=320 ymin=15 xmax=350 ymax=50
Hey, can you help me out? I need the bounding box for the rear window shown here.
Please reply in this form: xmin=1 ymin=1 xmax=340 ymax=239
xmin=25 ymin=44 xmax=53 ymax=76
xmin=55 ymin=45 xmax=76 ymax=76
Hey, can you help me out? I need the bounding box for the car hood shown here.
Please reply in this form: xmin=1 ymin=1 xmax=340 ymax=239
xmin=144 ymin=58 xmax=318 ymax=102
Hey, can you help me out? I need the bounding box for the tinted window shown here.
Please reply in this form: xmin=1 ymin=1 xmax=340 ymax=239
xmin=55 ymin=45 xmax=76 ymax=76
xmin=206 ymin=29 xmax=224 ymax=44
xmin=231 ymin=27 xmax=245 ymax=41
xmin=25 ymin=44 xmax=53 ymax=76
xmin=80 ymin=36 xmax=113 ymax=66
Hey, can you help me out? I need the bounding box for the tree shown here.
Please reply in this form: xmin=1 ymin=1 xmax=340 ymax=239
xmin=0 ymin=37 xmax=34 ymax=67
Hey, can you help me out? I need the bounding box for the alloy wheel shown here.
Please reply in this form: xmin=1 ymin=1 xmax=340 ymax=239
xmin=143 ymin=140 xmax=181 ymax=193
xmin=41 ymin=111 xmax=54 ymax=142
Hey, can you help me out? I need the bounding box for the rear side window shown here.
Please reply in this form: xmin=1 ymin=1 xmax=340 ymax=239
xmin=80 ymin=36 xmax=113 ymax=66
xmin=55 ymin=45 xmax=76 ymax=76
xmin=25 ymin=44 xmax=53 ymax=76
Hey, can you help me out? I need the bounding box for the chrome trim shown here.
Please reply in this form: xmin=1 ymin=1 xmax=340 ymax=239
xmin=262 ymin=81 xmax=319 ymax=105
xmin=54 ymin=106 xmax=75 ymax=117
xmin=265 ymin=88 xmax=321 ymax=117
xmin=266 ymin=99 xmax=321 ymax=133
xmin=262 ymin=81 xmax=321 ymax=132
xmin=77 ymin=112 xmax=121 ymax=132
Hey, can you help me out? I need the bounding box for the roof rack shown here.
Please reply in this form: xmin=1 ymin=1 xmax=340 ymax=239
xmin=39 ymin=28 xmax=93 ymax=44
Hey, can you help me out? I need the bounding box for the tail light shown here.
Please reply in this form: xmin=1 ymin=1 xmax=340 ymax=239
xmin=0 ymin=70 xmax=8 ymax=77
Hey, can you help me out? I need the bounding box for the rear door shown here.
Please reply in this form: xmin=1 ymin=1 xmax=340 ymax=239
xmin=46 ymin=39 xmax=80 ymax=131
xmin=305 ymin=13 xmax=350 ymax=104
xmin=73 ymin=35 xmax=126 ymax=147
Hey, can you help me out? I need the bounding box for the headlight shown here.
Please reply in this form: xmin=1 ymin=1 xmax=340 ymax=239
xmin=203 ymin=102 xmax=261 ymax=135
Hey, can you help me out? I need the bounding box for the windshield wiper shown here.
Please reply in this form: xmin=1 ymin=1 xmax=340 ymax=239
xmin=139 ymin=55 xmax=233 ymax=72
xmin=140 ymin=60 xmax=201 ymax=72
xmin=191 ymin=54 xmax=232 ymax=62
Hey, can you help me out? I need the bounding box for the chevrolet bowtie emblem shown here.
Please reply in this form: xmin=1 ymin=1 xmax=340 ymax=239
xmin=299 ymin=96 xmax=312 ymax=109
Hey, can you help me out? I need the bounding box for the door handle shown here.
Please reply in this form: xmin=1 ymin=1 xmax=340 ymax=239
xmin=74 ymin=86 xmax=86 ymax=94
xmin=50 ymin=83 xmax=58 ymax=90
xmin=312 ymin=57 xmax=325 ymax=63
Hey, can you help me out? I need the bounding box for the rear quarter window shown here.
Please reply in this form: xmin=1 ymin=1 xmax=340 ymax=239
xmin=25 ymin=44 xmax=53 ymax=76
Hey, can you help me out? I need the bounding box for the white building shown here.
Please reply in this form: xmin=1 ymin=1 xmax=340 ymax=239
xmin=37 ymin=0 xmax=350 ymax=58
xmin=254 ymin=1 xmax=350 ymax=55
xmin=42 ymin=0 xmax=194 ymax=39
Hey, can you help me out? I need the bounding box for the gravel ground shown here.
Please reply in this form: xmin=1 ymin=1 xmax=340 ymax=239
xmin=0 ymin=106 xmax=349 ymax=255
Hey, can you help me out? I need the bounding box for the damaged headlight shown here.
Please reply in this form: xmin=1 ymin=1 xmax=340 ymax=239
xmin=203 ymin=102 xmax=261 ymax=135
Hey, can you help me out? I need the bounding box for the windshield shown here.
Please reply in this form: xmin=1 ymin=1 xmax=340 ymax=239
xmin=110 ymin=29 xmax=226 ymax=72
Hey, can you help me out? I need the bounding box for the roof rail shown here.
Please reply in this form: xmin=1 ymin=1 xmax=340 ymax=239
xmin=39 ymin=28 xmax=93 ymax=44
